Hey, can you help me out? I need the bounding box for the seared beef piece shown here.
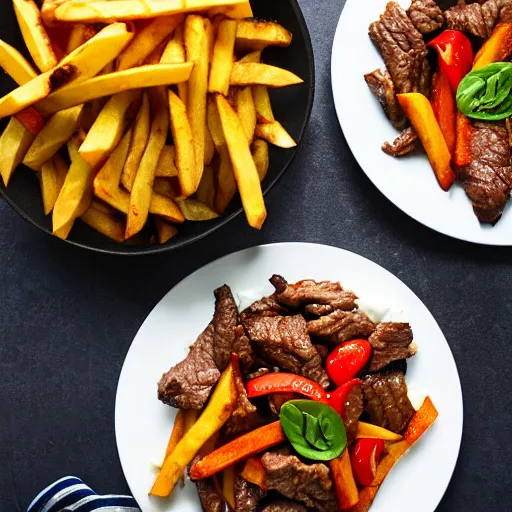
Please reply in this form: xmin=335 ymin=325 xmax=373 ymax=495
xmin=368 ymin=322 xmax=417 ymax=371
xmin=262 ymin=501 xmax=308 ymax=512
xmin=382 ymin=127 xmax=419 ymax=157
xmin=457 ymin=121 xmax=512 ymax=223
xmin=268 ymin=393 xmax=296 ymax=415
xmin=304 ymin=304 xmax=335 ymax=317
xmin=407 ymin=0 xmax=444 ymax=33
xmin=158 ymin=285 xmax=238 ymax=409
xmin=445 ymin=0 xmax=501 ymax=38
xmin=235 ymin=474 xmax=266 ymax=512
xmin=364 ymin=68 xmax=407 ymax=130
xmin=233 ymin=325 xmax=255 ymax=373
xmin=362 ymin=372 xmax=415 ymax=433
xmin=307 ymin=310 xmax=376 ymax=347
xmin=315 ymin=344 xmax=329 ymax=362
xmin=270 ymin=275 xmax=358 ymax=311
xmin=247 ymin=367 xmax=271 ymax=380
xmin=241 ymin=295 xmax=290 ymax=321
xmin=261 ymin=452 xmax=337 ymax=512
xmin=343 ymin=382 xmax=364 ymax=442
xmin=196 ymin=478 xmax=225 ymax=512
xmin=243 ymin=315 xmax=330 ymax=389
xmin=369 ymin=2 xmax=431 ymax=95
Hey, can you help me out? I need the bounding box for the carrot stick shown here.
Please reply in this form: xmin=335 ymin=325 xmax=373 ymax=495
xmin=330 ymin=449 xmax=359 ymax=510
xmin=454 ymin=112 xmax=473 ymax=167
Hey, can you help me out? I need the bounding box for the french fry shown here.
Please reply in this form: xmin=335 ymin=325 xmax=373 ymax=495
xmin=126 ymin=88 xmax=169 ymax=238
xmin=235 ymin=20 xmax=292 ymax=53
xmin=207 ymin=0 xmax=253 ymax=19
xmin=38 ymin=62 xmax=193 ymax=116
xmin=222 ymin=465 xmax=236 ymax=510
xmin=14 ymin=107 xmax=45 ymax=135
xmin=215 ymin=147 xmax=237 ymax=213
xmin=255 ymin=121 xmax=296 ymax=148
xmin=0 ymin=39 xmax=37 ymax=85
xmin=40 ymin=154 xmax=67 ymax=215
xmin=231 ymin=63 xmax=303 ymax=88
xmin=207 ymin=94 xmax=226 ymax=150
xmin=80 ymin=202 xmax=126 ymax=242
xmin=240 ymin=457 xmax=267 ymax=488
xmin=67 ymin=25 xmax=89 ymax=54
xmin=12 ymin=0 xmax=58 ymax=72
xmin=238 ymin=50 xmax=262 ymax=64
xmin=0 ymin=118 xmax=33 ymax=186
xmin=150 ymin=358 xmax=239 ymax=497
xmin=23 ymin=105 xmax=84 ymax=170
xmin=236 ymin=86 xmax=256 ymax=143
xmin=154 ymin=217 xmax=178 ymax=244
xmin=356 ymin=422 xmax=403 ymax=442
xmin=209 ymin=19 xmax=237 ymax=95
xmin=196 ymin=166 xmax=215 ymax=209
xmin=216 ymin=94 xmax=266 ymax=229
xmin=168 ymin=89 xmax=197 ymax=196
xmin=89 ymin=198 xmax=119 ymax=216
xmin=53 ymin=135 xmax=95 ymax=233
xmin=205 ymin=125 xmax=215 ymax=166
xmin=153 ymin=177 xmax=178 ymax=199
xmin=185 ymin=14 xmax=208 ymax=183
xmin=190 ymin=421 xmax=285 ymax=480
xmin=155 ymin=145 xmax=179 ymax=178
xmin=117 ymin=15 xmax=184 ymax=71
xmin=161 ymin=24 xmax=188 ymax=105
xmin=253 ymin=85 xmax=274 ymax=123
xmin=177 ymin=198 xmax=219 ymax=221
xmin=53 ymin=191 xmax=92 ymax=240
xmin=330 ymin=449 xmax=359 ymax=510
xmin=252 ymin=139 xmax=269 ymax=182
xmin=0 ymin=23 xmax=134 ymax=118
xmin=79 ymin=90 xmax=138 ymax=168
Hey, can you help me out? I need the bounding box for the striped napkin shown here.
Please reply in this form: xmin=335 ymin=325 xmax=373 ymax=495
xmin=28 ymin=476 xmax=140 ymax=512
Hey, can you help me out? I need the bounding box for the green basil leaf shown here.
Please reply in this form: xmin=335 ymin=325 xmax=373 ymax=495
xmin=280 ymin=400 xmax=347 ymax=461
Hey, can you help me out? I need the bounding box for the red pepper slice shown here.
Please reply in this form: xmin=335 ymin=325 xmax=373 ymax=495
xmin=246 ymin=373 xmax=329 ymax=404
xmin=326 ymin=339 xmax=372 ymax=387
xmin=350 ymin=438 xmax=385 ymax=487
xmin=427 ymin=30 xmax=474 ymax=93
xmin=329 ymin=378 xmax=361 ymax=417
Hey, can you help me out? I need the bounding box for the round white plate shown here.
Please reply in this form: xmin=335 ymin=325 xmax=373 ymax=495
xmin=115 ymin=242 xmax=463 ymax=512
xmin=331 ymin=0 xmax=512 ymax=245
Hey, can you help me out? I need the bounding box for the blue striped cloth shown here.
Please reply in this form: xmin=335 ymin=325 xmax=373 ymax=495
xmin=28 ymin=476 xmax=140 ymax=512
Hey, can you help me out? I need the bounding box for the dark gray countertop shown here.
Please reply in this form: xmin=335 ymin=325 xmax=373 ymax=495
xmin=1 ymin=1 xmax=511 ymax=510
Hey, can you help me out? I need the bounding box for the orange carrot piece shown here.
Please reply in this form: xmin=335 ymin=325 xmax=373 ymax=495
xmin=454 ymin=111 xmax=473 ymax=167
xmin=431 ymin=70 xmax=456 ymax=155
xmin=404 ymin=396 xmax=439 ymax=444
xmin=241 ymin=457 xmax=267 ymax=489
xmin=473 ymin=22 xmax=512 ymax=70
xmin=348 ymin=486 xmax=378 ymax=512
xmin=15 ymin=107 xmax=45 ymax=135
xmin=164 ymin=410 xmax=186 ymax=460
xmin=330 ymin=449 xmax=359 ymax=510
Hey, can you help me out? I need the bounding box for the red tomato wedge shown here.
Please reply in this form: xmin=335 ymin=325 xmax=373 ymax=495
xmin=350 ymin=438 xmax=385 ymax=487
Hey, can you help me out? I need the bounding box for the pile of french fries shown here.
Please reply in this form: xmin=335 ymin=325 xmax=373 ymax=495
xmin=0 ymin=0 xmax=303 ymax=244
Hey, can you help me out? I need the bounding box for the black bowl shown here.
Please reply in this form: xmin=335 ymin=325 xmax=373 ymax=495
xmin=0 ymin=0 xmax=314 ymax=255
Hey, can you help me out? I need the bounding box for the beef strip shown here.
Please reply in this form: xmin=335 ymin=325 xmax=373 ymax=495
xmin=369 ymin=2 xmax=431 ymax=95
xmin=364 ymin=68 xmax=407 ymax=131
xmin=262 ymin=501 xmax=308 ymax=512
xmin=196 ymin=478 xmax=225 ymax=512
xmin=457 ymin=121 xmax=512 ymax=224
xmin=247 ymin=367 xmax=271 ymax=380
xmin=241 ymin=295 xmax=290 ymax=321
xmin=307 ymin=310 xmax=376 ymax=346
xmin=362 ymin=372 xmax=415 ymax=433
xmin=368 ymin=322 xmax=417 ymax=371
xmin=445 ymin=0 xmax=501 ymax=38
xmin=407 ymin=0 xmax=444 ymax=33
xmin=304 ymin=304 xmax=335 ymax=317
xmin=235 ymin=474 xmax=266 ymax=512
xmin=270 ymin=275 xmax=358 ymax=311
xmin=343 ymin=382 xmax=364 ymax=442
xmin=233 ymin=325 xmax=255 ymax=373
xmin=158 ymin=285 xmax=238 ymax=409
xmin=381 ymin=126 xmax=419 ymax=157
xmin=268 ymin=393 xmax=296 ymax=415
xmin=243 ymin=314 xmax=330 ymax=388
xmin=261 ymin=452 xmax=337 ymax=512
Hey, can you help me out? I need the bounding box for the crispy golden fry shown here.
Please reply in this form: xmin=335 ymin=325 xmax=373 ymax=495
xmin=253 ymin=85 xmax=274 ymax=123
xmin=207 ymin=95 xmax=226 ymax=150
xmin=126 ymin=88 xmax=169 ymax=238
xmin=196 ymin=166 xmax=215 ymax=209
xmin=209 ymin=19 xmax=237 ymax=95
xmin=185 ymin=14 xmax=208 ymax=184
xmin=150 ymin=359 xmax=238 ymax=497
xmin=0 ymin=39 xmax=37 ymax=85
xmin=153 ymin=177 xmax=178 ymax=199
xmin=216 ymin=94 xmax=266 ymax=229
xmin=117 ymin=15 xmax=184 ymax=71
xmin=81 ymin=202 xmax=125 ymax=242
xmin=168 ymin=89 xmax=197 ymax=197
xmin=231 ymin=63 xmax=303 ymax=88
xmin=215 ymin=147 xmax=236 ymax=213
xmin=23 ymin=105 xmax=84 ymax=170
xmin=238 ymin=50 xmax=261 ymax=64
xmin=40 ymin=154 xmax=68 ymax=215
xmin=66 ymin=24 xmax=97 ymax=54
xmin=177 ymin=198 xmax=219 ymax=220
xmin=0 ymin=118 xmax=33 ymax=186
xmin=53 ymin=136 xmax=95 ymax=233
xmin=255 ymin=121 xmax=296 ymax=148
xmin=235 ymin=20 xmax=292 ymax=53
xmin=79 ymin=90 xmax=138 ymax=168
xmin=161 ymin=24 xmax=188 ymax=105
xmin=0 ymin=23 xmax=134 ymax=118
xmin=207 ymin=1 xmax=253 ymax=20
xmin=95 ymin=129 xmax=133 ymax=191
xmin=236 ymin=86 xmax=256 ymax=143
xmin=222 ymin=465 xmax=236 ymax=510
xmin=13 ymin=0 xmax=57 ymax=73
xmin=155 ymin=145 xmax=178 ymax=178
xmin=252 ymin=139 xmax=269 ymax=182
xmin=53 ymin=191 xmax=92 ymax=240
xmin=38 ymin=62 xmax=193 ymax=115
xmin=154 ymin=217 xmax=178 ymax=244
xmin=89 ymin=199 xmax=119 ymax=216
xmin=205 ymin=125 xmax=215 ymax=166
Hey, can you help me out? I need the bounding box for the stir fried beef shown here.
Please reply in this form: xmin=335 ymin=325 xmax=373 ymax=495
xmin=381 ymin=126 xmax=419 ymax=157
xmin=235 ymin=474 xmax=266 ymax=512
xmin=262 ymin=502 xmax=308 ymax=512
xmin=445 ymin=0 xmax=501 ymax=38
xmin=369 ymin=2 xmax=431 ymax=95
xmin=270 ymin=275 xmax=358 ymax=311
xmin=364 ymin=68 xmax=407 ymax=130
xmin=362 ymin=372 xmax=415 ymax=433
xmin=243 ymin=315 xmax=330 ymax=388
xmin=457 ymin=121 xmax=512 ymax=224
xmin=261 ymin=452 xmax=338 ymax=512
xmin=407 ymin=0 xmax=444 ymax=33
xmin=304 ymin=304 xmax=335 ymax=317
xmin=241 ymin=295 xmax=290 ymax=321
xmin=233 ymin=325 xmax=255 ymax=373
xmin=343 ymin=382 xmax=364 ymax=442
xmin=307 ymin=310 xmax=376 ymax=346
xmin=158 ymin=285 xmax=238 ymax=409
xmin=368 ymin=322 xmax=417 ymax=371
xmin=196 ymin=478 xmax=225 ymax=512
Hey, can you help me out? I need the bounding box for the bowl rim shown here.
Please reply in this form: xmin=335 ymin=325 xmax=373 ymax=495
xmin=0 ymin=0 xmax=315 ymax=256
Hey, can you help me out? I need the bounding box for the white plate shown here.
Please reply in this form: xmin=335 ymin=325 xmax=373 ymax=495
xmin=115 ymin=242 xmax=463 ymax=512
xmin=331 ymin=0 xmax=512 ymax=245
